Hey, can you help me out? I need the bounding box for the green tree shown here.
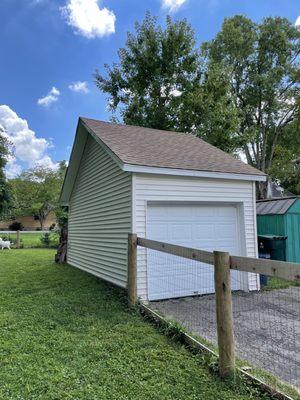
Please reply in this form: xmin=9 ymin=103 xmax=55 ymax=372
xmin=11 ymin=161 xmax=67 ymax=230
xmin=0 ymin=127 xmax=12 ymax=217
xmin=203 ymin=15 xmax=300 ymax=198
xmin=95 ymin=13 xmax=200 ymax=132
xmin=185 ymin=64 xmax=240 ymax=153
xmin=268 ymin=120 xmax=300 ymax=194
xmin=96 ymin=12 xmax=240 ymax=153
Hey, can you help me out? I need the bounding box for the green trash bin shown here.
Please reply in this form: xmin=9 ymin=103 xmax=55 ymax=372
xmin=258 ymin=235 xmax=287 ymax=287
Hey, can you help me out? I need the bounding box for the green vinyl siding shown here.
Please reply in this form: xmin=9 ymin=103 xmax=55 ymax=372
xmin=68 ymin=134 xmax=132 ymax=288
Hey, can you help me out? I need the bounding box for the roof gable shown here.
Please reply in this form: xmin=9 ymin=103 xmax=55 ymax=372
xmin=60 ymin=120 xmax=123 ymax=205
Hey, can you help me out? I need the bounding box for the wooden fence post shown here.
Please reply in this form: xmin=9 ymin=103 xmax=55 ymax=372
xmin=214 ymin=250 xmax=235 ymax=378
xmin=128 ymin=233 xmax=138 ymax=307
xmin=16 ymin=230 xmax=20 ymax=249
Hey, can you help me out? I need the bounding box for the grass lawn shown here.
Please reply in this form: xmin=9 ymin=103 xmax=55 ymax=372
xmin=0 ymin=249 xmax=271 ymax=400
xmin=263 ymin=276 xmax=300 ymax=291
xmin=0 ymin=232 xmax=58 ymax=248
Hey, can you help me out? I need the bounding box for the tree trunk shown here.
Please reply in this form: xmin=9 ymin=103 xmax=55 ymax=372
xmin=39 ymin=217 xmax=45 ymax=231
xmin=55 ymin=227 xmax=68 ymax=264
xmin=257 ymin=178 xmax=269 ymax=200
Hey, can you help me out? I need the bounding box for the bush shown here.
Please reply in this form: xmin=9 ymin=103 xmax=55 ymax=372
xmin=9 ymin=221 xmax=23 ymax=231
xmin=1 ymin=234 xmax=10 ymax=241
xmin=56 ymin=207 xmax=68 ymax=229
xmin=40 ymin=233 xmax=51 ymax=247
xmin=40 ymin=232 xmax=59 ymax=248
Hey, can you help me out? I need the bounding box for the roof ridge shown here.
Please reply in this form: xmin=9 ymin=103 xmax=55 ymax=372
xmin=80 ymin=116 xmax=206 ymax=140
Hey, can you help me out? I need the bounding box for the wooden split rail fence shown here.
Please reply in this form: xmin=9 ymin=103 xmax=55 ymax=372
xmin=127 ymin=233 xmax=300 ymax=379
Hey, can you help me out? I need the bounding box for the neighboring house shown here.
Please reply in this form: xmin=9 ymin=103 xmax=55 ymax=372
xmin=60 ymin=118 xmax=266 ymax=301
xmin=267 ymin=181 xmax=294 ymax=198
xmin=0 ymin=211 xmax=56 ymax=231
xmin=257 ymin=197 xmax=300 ymax=263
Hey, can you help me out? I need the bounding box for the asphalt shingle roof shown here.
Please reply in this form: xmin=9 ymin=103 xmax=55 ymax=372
xmin=80 ymin=117 xmax=266 ymax=177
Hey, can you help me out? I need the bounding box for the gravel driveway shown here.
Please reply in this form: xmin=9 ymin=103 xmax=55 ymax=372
xmin=151 ymin=287 xmax=300 ymax=388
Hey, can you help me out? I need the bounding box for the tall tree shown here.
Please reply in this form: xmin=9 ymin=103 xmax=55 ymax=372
xmin=185 ymin=64 xmax=240 ymax=153
xmin=95 ymin=13 xmax=200 ymax=132
xmin=203 ymin=16 xmax=300 ymax=198
xmin=0 ymin=127 xmax=12 ymax=217
xmin=11 ymin=162 xmax=67 ymax=230
xmin=268 ymin=119 xmax=300 ymax=194
xmin=96 ymin=12 xmax=240 ymax=152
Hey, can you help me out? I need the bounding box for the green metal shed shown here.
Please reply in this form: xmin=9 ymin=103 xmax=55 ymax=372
xmin=256 ymin=197 xmax=300 ymax=262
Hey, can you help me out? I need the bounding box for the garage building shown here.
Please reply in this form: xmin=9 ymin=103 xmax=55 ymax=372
xmin=60 ymin=118 xmax=266 ymax=301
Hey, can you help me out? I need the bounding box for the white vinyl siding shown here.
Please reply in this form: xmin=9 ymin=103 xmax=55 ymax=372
xmin=68 ymin=135 xmax=132 ymax=288
xmin=133 ymin=174 xmax=259 ymax=300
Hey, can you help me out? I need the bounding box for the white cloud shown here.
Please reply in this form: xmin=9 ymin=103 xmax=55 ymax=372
xmin=34 ymin=155 xmax=59 ymax=170
xmin=5 ymin=159 xmax=22 ymax=179
xmin=37 ymin=87 xmax=60 ymax=107
xmin=69 ymin=80 xmax=89 ymax=93
xmin=162 ymin=0 xmax=187 ymax=12
xmin=61 ymin=0 xmax=116 ymax=38
xmin=295 ymin=16 xmax=300 ymax=31
xmin=0 ymin=105 xmax=57 ymax=177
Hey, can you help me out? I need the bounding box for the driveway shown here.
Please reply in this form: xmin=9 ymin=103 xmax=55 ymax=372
xmin=150 ymin=287 xmax=300 ymax=388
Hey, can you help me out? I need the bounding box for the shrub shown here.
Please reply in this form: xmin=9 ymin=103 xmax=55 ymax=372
xmin=40 ymin=232 xmax=59 ymax=248
xmin=56 ymin=207 xmax=68 ymax=229
xmin=1 ymin=234 xmax=10 ymax=241
xmin=9 ymin=221 xmax=23 ymax=231
xmin=40 ymin=233 xmax=51 ymax=247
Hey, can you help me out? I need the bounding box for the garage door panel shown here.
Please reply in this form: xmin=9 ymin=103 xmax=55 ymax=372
xmin=170 ymin=224 xmax=193 ymax=240
xmin=148 ymin=265 xmax=215 ymax=299
xmin=168 ymin=206 xmax=194 ymax=218
xmin=194 ymin=224 xmax=215 ymax=239
xmin=194 ymin=206 xmax=217 ymax=217
xmin=147 ymin=203 xmax=243 ymax=300
xmin=217 ymin=223 xmax=237 ymax=236
xmin=147 ymin=206 xmax=167 ymax=219
xmin=216 ymin=207 xmax=236 ymax=217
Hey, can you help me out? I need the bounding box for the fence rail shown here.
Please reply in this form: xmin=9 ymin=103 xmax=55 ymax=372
xmin=137 ymin=237 xmax=300 ymax=281
xmin=230 ymin=255 xmax=300 ymax=282
xmin=128 ymin=234 xmax=300 ymax=395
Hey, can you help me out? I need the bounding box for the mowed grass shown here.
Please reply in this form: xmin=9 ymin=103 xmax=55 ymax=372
xmin=0 ymin=232 xmax=58 ymax=248
xmin=0 ymin=250 xmax=271 ymax=400
xmin=263 ymin=276 xmax=300 ymax=291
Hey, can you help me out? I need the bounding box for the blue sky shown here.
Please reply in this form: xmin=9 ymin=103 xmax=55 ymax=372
xmin=0 ymin=0 xmax=299 ymax=177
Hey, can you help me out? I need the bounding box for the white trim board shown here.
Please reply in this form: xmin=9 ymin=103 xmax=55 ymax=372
xmin=123 ymin=164 xmax=266 ymax=182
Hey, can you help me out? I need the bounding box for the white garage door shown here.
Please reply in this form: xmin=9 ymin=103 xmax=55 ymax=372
xmin=147 ymin=203 xmax=244 ymax=300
